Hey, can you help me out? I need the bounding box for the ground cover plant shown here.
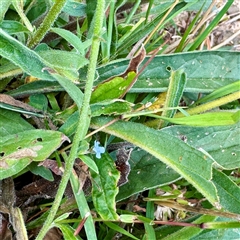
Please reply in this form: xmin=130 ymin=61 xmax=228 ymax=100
xmin=0 ymin=0 xmax=240 ymax=239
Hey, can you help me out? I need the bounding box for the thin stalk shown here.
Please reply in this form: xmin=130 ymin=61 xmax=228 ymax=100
xmin=27 ymin=0 xmax=67 ymax=48
xmin=105 ymin=1 xmax=115 ymax=62
xmin=175 ymin=91 xmax=240 ymax=117
xmin=35 ymin=0 xmax=106 ymax=239
xmin=189 ymin=0 xmax=234 ymax=51
xmin=126 ymin=0 xmax=141 ymax=24
xmin=144 ymin=0 xmax=179 ymax=46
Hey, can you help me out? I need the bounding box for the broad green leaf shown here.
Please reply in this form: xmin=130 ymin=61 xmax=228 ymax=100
xmin=90 ymin=71 xmax=136 ymax=103
xmin=0 ymin=109 xmax=34 ymax=138
xmin=97 ymin=51 xmax=240 ymax=93
xmin=212 ymin=169 xmax=240 ymax=214
xmin=38 ymin=50 xmax=88 ymax=71
xmin=117 ymin=149 xmax=181 ymax=201
xmin=0 ymin=20 xmax=28 ymax=34
xmin=91 ymin=117 xmax=219 ymax=207
xmin=161 ymin=122 xmax=240 ymax=170
xmin=6 ymin=51 xmax=240 ymax=96
xmin=0 ymin=29 xmax=88 ymax=82
xmin=90 ymin=153 xmax=120 ymax=220
xmin=0 ymin=130 xmax=68 ymax=179
xmin=38 ymin=50 xmax=88 ymax=82
xmin=28 ymin=94 xmax=48 ymax=111
xmin=0 ymin=28 xmax=54 ymax=80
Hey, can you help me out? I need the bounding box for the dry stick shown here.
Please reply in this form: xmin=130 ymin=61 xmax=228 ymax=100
xmin=211 ymin=28 xmax=240 ymax=50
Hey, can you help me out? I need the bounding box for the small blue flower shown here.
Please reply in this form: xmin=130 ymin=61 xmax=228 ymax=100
xmin=93 ymin=140 xmax=105 ymax=159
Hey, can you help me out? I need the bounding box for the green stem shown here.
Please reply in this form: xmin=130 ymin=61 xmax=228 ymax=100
xmin=175 ymin=91 xmax=240 ymax=117
xmin=35 ymin=0 xmax=106 ymax=239
xmin=27 ymin=0 xmax=67 ymax=48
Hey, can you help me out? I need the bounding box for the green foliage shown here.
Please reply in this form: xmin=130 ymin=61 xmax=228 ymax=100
xmin=0 ymin=0 xmax=239 ymax=239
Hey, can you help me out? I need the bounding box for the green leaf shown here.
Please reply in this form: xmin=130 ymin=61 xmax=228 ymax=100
xmin=90 ymin=71 xmax=136 ymax=103
xmin=28 ymin=162 xmax=54 ymax=181
xmin=117 ymin=149 xmax=181 ymax=201
xmin=0 ymin=109 xmax=34 ymax=138
xmin=59 ymin=99 xmax=133 ymax=137
xmin=192 ymin=218 xmax=240 ymax=239
xmin=0 ymin=28 xmax=54 ymax=80
xmin=79 ymin=155 xmax=99 ymax=174
xmin=161 ymin=122 xmax=239 ymax=170
xmin=54 ymin=223 xmax=81 ymax=240
xmin=97 ymin=51 xmax=240 ymax=93
xmin=51 ymin=27 xmax=87 ymax=55
xmin=212 ymin=169 xmax=240 ymax=214
xmin=90 ymin=153 xmax=120 ymax=220
xmin=49 ymin=72 xmax=83 ymax=109
xmin=104 ymin=222 xmax=139 ymax=240
xmin=150 ymin=111 xmax=240 ymax=127
xmin=188 ymin=0 xmax=234 ymax=51
xmin=7 ymin=81 xmax=65 ymax=98
xmin=38 ymin=50 xmax=88 ymax=72
xmin=91 ymin=99 xmax=133 ymax=117
xmin=0 ymin=20 xmax=28 ymax=34
xmin=70 ymin=172 xmax=97 ymax=240
xmin=63 ymin=1 xmax=86 ymax=17
xmin=91 ymin=117 xmax=219 ymax=207
xmin=0 ymin=0 xmax=11 ymax=22
xmin=159 ymin=215 xmax=217 ymax=240
xmin=158 ymin=69 xmax=187 ymax=128
xmin=194 ymin=81 xmax=240 ymax=105
xmin=0 ymin=130 xmax=68 ymax=179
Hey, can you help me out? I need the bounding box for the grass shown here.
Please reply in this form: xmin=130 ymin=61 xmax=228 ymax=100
xmin=0 ymin=1 xmax=239 ymax=239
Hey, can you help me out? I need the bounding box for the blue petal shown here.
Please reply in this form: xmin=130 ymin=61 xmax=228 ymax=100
xmin=93 ymin=140 xmax=105 ymax=159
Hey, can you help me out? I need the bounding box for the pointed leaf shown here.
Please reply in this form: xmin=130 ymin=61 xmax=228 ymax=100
xmin=90 ymin=71 xmax=136 ymax=103
xmin=0 ymin=28 xmax=54 ymax=80
xmin=0 ymin=130 xmax=68 ymax=179
xmin=90 ymin=153 xmax=120 ymax=220
xmin=97 ymin=51 xmax=240 ymax=93
xmin=117 ymin=149 xmax=181 ymax=201
xmin=91 ymin=117 xmax=219 ymax=207
xmin=161 ymin=122 xmax=239 ymax=170
xmin=212 ymin=169 xmax=240 ymax=214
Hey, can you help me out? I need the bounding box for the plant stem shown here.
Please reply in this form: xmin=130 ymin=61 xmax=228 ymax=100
xmin=175 ymin=91 xmax=240 ymax=117
xmin=35 ymin=0 xmax=106 ymax=239
xmin=27 ymin=0 xmax=67 ymax=48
